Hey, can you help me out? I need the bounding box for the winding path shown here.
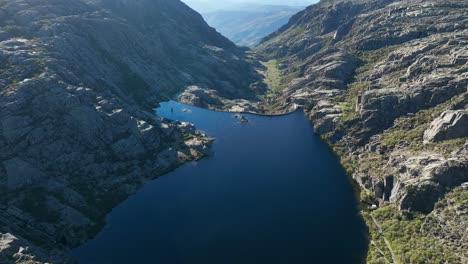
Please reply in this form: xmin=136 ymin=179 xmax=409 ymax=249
xmin=370 ymin=214 xmax=399 ymax=264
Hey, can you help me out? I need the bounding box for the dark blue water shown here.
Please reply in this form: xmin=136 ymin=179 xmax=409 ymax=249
xmin=71 ymin=101 xmax=368 ymax=264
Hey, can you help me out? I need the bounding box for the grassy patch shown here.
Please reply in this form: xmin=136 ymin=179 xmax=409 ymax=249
xmin=337 ymin=102 xmax=354 ymax=121
xmin=352 ymin=45 xmax=401 ymax=73
xmin=261 ymin=59 xmax=282 ymax=92
xmin=380 ymin=125 xmax=428 ymax=150
xmin=359 ymin=152 xmax=386 ymax=178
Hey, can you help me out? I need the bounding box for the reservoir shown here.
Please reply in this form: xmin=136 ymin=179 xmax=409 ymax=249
xmin=72 ymin=101 xmax=368 ymax=264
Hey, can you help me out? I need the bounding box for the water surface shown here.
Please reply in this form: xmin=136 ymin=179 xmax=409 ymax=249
xmin=72 ymin=101 xmax=368 ymax=264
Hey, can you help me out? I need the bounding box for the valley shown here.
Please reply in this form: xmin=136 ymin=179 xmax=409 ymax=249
xmin=202 ymin=5 xmax=304 ymax=47
xmin=0 ymin=0 xmax=467 ymax=263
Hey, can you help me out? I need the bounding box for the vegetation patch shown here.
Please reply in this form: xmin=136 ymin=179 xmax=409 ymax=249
xmin=364 ymin=205 xmax=462 ymax=264
xmin=261 ymin=59 xmax=282 ymax=92
xmin=330 ymin=144 xmax=358 ymax=175
xmin=378 ymin=94 xmax=467 ymax=153
xmin=334 ymin=45 xmax=402 ymax=123
xmin=352 ymin=45 xmax=401 ymax=73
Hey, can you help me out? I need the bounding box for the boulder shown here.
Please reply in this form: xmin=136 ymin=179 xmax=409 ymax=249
xmin=178 ymin=122 xmax=197 ymax=135
xmin=374 ymin=180 xmax=384 ymax=199
xmin=391 ymin=155 xmax=468 ymax=213
xmin=424 ymin=110 xmax=468 ymax=142
xmin=398 ymin=181 xmax=444 ymax=213
xmin=178 ymin=86 xmax=224 ymax=108
xmin=383 ymin=175 xmax=394 ymax=201
xmin=313 ymin=114 xmax=341 ymax=134
xmin=185 ymin=138 xmax=212 ymax=156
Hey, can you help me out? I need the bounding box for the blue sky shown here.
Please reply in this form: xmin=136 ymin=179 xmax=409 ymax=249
xmin=183 ymin=0 xmax=319 ymax=12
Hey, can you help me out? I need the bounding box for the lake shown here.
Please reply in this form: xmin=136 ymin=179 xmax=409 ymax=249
xmin=71 ymin=101 xmax=368 ymax=264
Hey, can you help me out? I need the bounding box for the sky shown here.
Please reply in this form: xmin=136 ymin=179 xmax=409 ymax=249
xmin=183 ymin=0 xmax=319 ymax=13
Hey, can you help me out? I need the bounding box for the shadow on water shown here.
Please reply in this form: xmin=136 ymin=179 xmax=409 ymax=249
xmin=71 ymin=101 xmax=369 ymax=264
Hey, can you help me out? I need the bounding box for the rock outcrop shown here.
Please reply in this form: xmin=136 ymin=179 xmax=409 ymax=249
xmin=377 ymin=152 xmax=468 ymax=213
xmin=0 ymin=232 xmax=64 ymax=264
xmin=424 ymin=109 xmax=468 ymax=142
xmin=178 ymin=85 xmax=265 ymax=113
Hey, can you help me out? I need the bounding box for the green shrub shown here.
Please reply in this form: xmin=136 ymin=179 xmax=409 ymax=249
xmin=365 ymin=205 xmax=462 ymax=264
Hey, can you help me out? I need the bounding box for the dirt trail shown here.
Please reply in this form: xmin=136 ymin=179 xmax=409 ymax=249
xmin=371 ymin=214 xmax=399 ymax=264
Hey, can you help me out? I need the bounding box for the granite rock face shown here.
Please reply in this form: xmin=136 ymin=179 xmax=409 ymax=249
xmin=380 ymin=152 xmax=468 ymax=213
xmin=259 ymin=0 xmax=468 ymax=207
xmin=257 ymin=0 xmax=468 ymax=262
xmin=0 ymin=0 xmax=254 ymax=262
xmin=424 ymin=109 xmax=468 ymax=142
xmin=178 ymin=85 xmax=265 ymax=113
xmin=0 ymin=232 xmax=64 ymax=264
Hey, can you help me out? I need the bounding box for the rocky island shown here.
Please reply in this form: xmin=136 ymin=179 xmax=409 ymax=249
xmin=0 ymin=0 xmax=467 ymax=263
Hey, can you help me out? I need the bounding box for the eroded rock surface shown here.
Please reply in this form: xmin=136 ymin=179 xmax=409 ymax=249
xmin=179 ymin=85 xmax=265 ymax=113
xmin=424 ymin=110 xmax=468 ymax=142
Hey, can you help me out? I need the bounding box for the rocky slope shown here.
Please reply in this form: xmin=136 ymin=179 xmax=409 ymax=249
xmin=256 ymin=0 xmax=468 ymax=263
xmin=0 ymin=0 xmax=261 ymax=263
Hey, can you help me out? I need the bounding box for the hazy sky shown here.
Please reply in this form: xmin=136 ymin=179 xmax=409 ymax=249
xmin=183 ymin=0 xmax=319 ymax=12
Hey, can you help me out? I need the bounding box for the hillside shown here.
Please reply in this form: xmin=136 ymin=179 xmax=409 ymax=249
xmin=203 ymin=5 xmax=304 ymax=47
xmin=0 ymin=0 xmax=261 ymax=262
xmin=256 ymin=0 xmax=468 ymax=262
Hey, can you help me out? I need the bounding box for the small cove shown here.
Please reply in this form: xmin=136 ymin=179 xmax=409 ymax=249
xmin=71 ymin=101 xmax=368 ymax=264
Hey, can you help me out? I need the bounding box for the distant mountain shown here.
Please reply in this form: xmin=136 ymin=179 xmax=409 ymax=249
xmin=203 ymin=5 xmax=304 ymax=47
xmin=183 ymin=0 xmax=317 ymax=13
